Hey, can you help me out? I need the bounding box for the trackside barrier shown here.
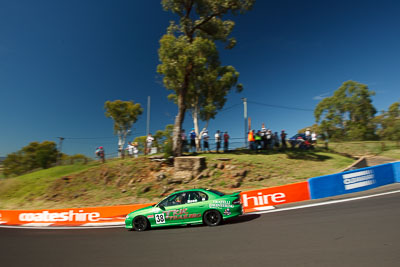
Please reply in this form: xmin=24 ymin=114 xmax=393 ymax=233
xmin=2 ymin=162 xmax=399 ymax=227
xmin=0 ymin=203 xmax=153 ymax=226
xmin=393 ymin=162 xmax=400 ymax=183
xmin=308 ymin=163 xmax=397 ymax=199
xmin=240 ymin=182 xmax=310 ymax=213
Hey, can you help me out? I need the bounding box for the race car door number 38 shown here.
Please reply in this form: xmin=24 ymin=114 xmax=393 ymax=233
xmin=154 ymin=213 xmax=166 ymax=224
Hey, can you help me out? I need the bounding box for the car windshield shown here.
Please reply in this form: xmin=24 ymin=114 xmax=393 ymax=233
xmin=158 ymin=192 xmax=187 ymax=207
xmin=206 ymin=189 xmax=225 ymax=196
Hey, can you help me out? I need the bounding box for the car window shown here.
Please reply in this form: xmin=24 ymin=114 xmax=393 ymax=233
xmin=205 ymin=189 xmax=225 ymax=196
xmin=159 ymin=192 xmax=187 ymax=207
xmin=186 ymin=191 xmax=208 ymax=204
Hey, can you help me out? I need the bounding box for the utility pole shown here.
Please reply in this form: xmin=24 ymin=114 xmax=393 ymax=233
xmin=146 ymin=96 xmax=151 ymax=136
xmin=57 ymin=137 xmax=65 ymax=165
xmin=242 ymin=98 xmax=248 ymax=148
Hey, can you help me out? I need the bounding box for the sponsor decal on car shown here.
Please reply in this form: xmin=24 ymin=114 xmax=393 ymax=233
xmin=154 ymin=213 xmax=166 ymax=224
xmin=153 ymin=208 xmax=202 ymax=221
xmin=209 ymin=200 xmax=234 ymax=209
xmin=223 ymin=209 xmax=231 ymax=216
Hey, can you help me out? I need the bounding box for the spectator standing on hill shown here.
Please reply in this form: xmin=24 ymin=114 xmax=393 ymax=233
xmin=311 ymin=131 xmax=317 ymax=144
xmin=261 ymin=127 xmax=267 ymax=150
xmin=146 ymin=133 xmax=154 ymax=155
xmin=266 ymin=130 xmax=273 ymax=149
xmin=181 ymin=129 xmax=187 ymax=153
xmin=95 ymin=146 xmax=105 ymax=163
xmin=189 ymin=128 xmax=196 ymax=153
xmin=215 ymin=130 xmax=221 ymax=152
xmin=248 ymin=130 xmax=255 ymax=150
xmin=223 ymin=131 xmax=230 ymax=152
xmin=126 ymin=142 xmax=134 ymax=157
xmin=305 ymin=128 xmax=311 ymax=141
xmin=281 ymin=130 xmax=287 ymax=149
xmin=274 ymin=132 xmax=280 ymax=149
xmin=133 ymin=142 xmax=139 ymax=158
xmin=255 ymin=130 xmax=262 ymax=151
xmin=202 ymin=130 xmax=210 ymax=152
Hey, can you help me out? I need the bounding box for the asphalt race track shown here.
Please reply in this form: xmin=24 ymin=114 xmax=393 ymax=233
xmin=1 ymin=192 xmax=400 ymax=267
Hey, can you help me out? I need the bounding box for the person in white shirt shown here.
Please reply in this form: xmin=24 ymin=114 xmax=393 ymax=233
xmin=215 ymin=130 xmax=221 ymax=153
xmin=126 ymin=142 xmax=134 ymax=157
xmin=311 ymin=132 xmax=317 ymax=144
xmin=202 ymin=130 xmax=210 ymax=152
xmin=133 ymin=142 xmax=139 ymax=158
xmin=305 ymin=128 xmax=311 ymax=141
xmin=146 ymin=133 xmax=154 ymax=155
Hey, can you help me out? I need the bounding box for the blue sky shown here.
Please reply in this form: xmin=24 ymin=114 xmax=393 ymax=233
xmin=1 ymin=0 xmax=399 ymax=157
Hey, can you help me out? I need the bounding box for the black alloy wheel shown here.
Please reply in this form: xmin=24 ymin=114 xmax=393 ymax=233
xmin=133 ymin=216 xmax=149 ymax=231
xmin=203 ymin=210 xmax=222 ymax=226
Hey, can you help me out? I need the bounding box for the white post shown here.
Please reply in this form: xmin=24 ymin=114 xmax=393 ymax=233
xmin=146 ymin=96 xmax=151 ymax=136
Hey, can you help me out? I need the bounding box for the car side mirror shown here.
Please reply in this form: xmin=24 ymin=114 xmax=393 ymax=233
xmin=158 ymin=204 xmax=165 ymax=210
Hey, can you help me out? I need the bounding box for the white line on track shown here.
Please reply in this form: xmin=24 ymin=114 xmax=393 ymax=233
xmin=251 ymin=189 xmax=400 ymax=215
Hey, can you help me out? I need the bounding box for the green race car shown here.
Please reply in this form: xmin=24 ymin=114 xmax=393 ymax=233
xmin=125 ymin=188 xmax=243 ymax=231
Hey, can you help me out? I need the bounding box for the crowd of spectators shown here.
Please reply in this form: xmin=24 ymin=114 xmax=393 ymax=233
xmin=247 ymin=127 xmax=317 ymax=151
xmin=99 ymin=126 xmax=319 ymax=161
xmin=178 ymin=126 xmax=318 ymax=154
xmin=181 ymin=128 xmax=231 ymax=153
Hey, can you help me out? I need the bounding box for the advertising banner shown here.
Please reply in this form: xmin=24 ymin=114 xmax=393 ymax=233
xmin=393 ymin=161 xmax=400 ymax=183
xmin=0 ymin=203 xmax=153 ymax=226
xmin=240 ymin=182 xmax=310 ymax=213
xmin=309 ymin=163 xmax=395 ymax=199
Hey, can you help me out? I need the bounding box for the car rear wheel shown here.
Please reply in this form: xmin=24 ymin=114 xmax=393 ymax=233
xmin=133 ymin=216 xmax=149 ymax=231
xmin=203 ymin=210 xmax=222 ymax=226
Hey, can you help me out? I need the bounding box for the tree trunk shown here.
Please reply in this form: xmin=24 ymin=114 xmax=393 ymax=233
xmin=172 ymin=93 xmax=186 ymax=156
xmin=192 ymin=106 xmax=209 ymax=152
xmin=172 ymin=61 xmax=192 ymax=156
xmin=117 ymin=131 xmax=128 ymax=158
xmin=192 ymin=104 xmax=201 ymax=151
xmin=118 ymin=135 xmax=122 ymax=158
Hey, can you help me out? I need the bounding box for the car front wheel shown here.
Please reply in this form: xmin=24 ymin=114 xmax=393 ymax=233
xmin=132 ymin=216 xmax=149 ymax=231
xmin=203 ymin=210 xmax=222 ymax=226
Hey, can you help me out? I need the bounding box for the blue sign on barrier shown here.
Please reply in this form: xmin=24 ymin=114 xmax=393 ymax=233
xmin=393 ymin=162 xmax=400 ymax=183
xmin=309 ymin=163 xmax=395 ymax=199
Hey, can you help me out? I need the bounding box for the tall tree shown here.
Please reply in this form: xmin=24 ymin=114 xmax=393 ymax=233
xmin=157 ymin=0 xmax=254 ymax=156
xmin=375 ymin=101 xmax=400 ymax=141
xmin=35 ymin=141 xmax=59 ymax=169
xmin=314 ymin=80 xmax=377 ymax=141
xmin=104 ymin=100 xmax=143 ymax=157
xmin=3 ymin=141 xmax=58 ymax=177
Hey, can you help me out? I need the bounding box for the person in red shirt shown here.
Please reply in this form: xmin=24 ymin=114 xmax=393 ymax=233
xmin=223 ymin=131 xmax=230 ymax=152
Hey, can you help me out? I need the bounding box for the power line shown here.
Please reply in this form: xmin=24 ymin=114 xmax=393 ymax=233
xmin=57 ymin=131 xmax=147 ymax=140
xmin=247 ymin=100 xmax=314 ymax=112
xmin=211 ymin=100 xmax=314 ymax=113
xmin=219 ymin=103 xmax=242 ymax=113
xmin=63 ymin=137 xmax=115 ymax=140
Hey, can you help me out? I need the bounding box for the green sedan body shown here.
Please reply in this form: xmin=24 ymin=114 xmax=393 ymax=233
xmin=125 ymin=188 xmax=243 ymax=231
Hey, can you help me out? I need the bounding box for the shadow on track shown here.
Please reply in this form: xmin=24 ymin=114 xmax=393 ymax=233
xmin=223 ymin=214 xmax=260 ymax=225
xmin=129 ymin=214 xmax=260 ymax=232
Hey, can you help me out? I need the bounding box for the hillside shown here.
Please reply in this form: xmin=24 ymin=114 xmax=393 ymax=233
xmin=0 ymin=149 xmax=355 ymax=210
xmin=1 ymin=141 xmax=398 ymax=210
